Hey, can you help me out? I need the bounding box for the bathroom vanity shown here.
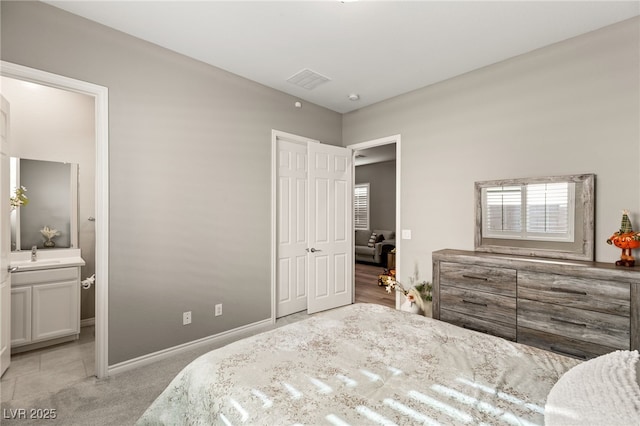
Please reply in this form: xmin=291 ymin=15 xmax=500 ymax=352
xmin=10 ymin=249 xmax=85 ymax=353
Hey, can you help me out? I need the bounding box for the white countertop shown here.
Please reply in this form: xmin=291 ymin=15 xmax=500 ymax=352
xmin=10 ymin=248 xmax=85 ymax=272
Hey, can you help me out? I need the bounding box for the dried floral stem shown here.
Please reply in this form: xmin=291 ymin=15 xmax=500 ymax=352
xmin=384 ymin=276 xmax=432 ymax=312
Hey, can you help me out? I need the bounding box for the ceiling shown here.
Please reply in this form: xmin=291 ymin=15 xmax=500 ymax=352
xmin=45 ymin=1 xmax=639 ymax=114
xmin=354 ymin=144 xmax=396 ymax=166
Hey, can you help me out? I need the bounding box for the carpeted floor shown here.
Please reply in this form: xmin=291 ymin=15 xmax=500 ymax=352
xmin=0 ymin=312 xmax=308 ymax=425
xmin=1 ymin=275 xmax=394 ymax=425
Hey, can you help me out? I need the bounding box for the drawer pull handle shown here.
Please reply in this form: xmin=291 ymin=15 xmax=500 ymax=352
xmin=462 ymin=274 xmax=488 ymax=281
xmin=463 ymin=324 xmax=488 ymax=334
xmin=550 ymin=287 xmax=587 ymax=296
xmin=551 ymin=317 xmax=587 ymax=328
xmin=550 ymin=346 xmax=588 ymax=360
xmin=462 ymin=299 xmax=488 ymax=307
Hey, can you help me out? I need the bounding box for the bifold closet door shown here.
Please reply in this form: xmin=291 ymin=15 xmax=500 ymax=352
xmin=276 ymin=137 xmax=353 ymax=317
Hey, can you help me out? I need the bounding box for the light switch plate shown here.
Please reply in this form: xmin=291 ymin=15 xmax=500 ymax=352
xmin=401 ymin=229 xmax=412 ymax=239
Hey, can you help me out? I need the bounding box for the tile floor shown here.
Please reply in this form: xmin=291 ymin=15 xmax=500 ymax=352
xmin=1 ymin=326 xmax=95 ymax=403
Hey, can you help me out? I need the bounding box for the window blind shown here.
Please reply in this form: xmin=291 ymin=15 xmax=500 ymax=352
xmin=483 ymin=182 xmax=574 ymax=241
xmin=354 ymin=183 xmax=369 ymax=230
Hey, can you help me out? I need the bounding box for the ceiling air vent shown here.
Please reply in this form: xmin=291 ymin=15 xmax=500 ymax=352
xmin=287 ymin=68 xmax=331 ymax=90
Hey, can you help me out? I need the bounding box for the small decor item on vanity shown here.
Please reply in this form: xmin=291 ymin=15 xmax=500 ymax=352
xmin=40 ymin=225 xmax=61 ymax=248
xmin=9 ymin=186 xmax=28 ymax=211
xmin=606 ymin=210 xmax=640 ymax=267
xmin=384 ymin=276 xmax=433 ymax=316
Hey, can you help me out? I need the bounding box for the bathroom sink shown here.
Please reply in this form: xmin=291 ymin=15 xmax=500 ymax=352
xmin=16 ymin=260 xmax=61 ymax=266
xmin=9 ymin=248 xmax=86 ymax=271
xmin=11 ymin=259 xmax=62 ymax=271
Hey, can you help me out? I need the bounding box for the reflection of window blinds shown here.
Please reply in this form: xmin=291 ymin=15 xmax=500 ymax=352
xmin=483 ymin=182 xmax=574 ymax=241
xmin=526 ymin=183 xmax=571 ymax=235
xmin=485 ymin=186 xmax=522 ymax=233
xmin=354 ymin=183 xmax=369 ymax=230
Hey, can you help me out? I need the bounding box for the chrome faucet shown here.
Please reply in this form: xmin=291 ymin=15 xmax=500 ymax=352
xmin=31 ymin=245 xmax=37 ymax=262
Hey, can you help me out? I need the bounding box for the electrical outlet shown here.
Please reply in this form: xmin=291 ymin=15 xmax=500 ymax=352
xmin=183 ymin=311 xmax=192 ymax=325
xmin=215 ymin=304 xmax=222 ymax=317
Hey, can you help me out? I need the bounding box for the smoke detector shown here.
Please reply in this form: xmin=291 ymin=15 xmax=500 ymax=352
xmin=348 ymin=93 xmax=360 ymax=101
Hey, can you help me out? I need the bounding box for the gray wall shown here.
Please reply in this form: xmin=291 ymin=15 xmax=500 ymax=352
xmin=355 ymin=160 xmax=396 ymax=231
xmin=343 ymin=17 xmax=640 ymax=285
xmin=1 ymin=1 xmax=342 ymax=364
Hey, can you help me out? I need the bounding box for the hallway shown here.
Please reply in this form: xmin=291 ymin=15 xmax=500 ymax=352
xmin=354 ymin=263 xmax=395 ymax=308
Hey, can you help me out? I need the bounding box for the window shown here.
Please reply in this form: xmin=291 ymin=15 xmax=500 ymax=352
xmin=354 ymin=183 xmax=370 ymax=230
xmin=482 ymin=182 xmax=575 ymax=242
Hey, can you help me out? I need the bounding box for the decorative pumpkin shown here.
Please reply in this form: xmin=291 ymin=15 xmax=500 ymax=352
xmin=606 ymin=210 xmax=640 ymax=267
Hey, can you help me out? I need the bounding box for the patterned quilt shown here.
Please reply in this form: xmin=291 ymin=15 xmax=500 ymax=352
xmin=137 ymin=303 xmax=579 ymax=425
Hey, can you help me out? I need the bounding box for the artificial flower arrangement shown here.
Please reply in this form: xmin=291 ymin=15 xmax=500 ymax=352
xmin=40 ymin=226 xmax=61 ymax=247
xmin=384 ymin=275 xmax=432 ymax=313
xmin=9 ymin=186 xmax=28 ymax=210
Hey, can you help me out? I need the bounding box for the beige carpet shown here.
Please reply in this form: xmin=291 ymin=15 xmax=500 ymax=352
xmin=0 ymin=312 xmax=308 ymax=425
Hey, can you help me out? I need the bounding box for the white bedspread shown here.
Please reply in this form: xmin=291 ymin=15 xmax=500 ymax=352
xmin=137 ymin=303 xmax=579 ymax=425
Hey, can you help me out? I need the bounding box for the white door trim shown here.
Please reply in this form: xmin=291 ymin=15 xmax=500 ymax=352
xmin=0 ymin=61 xmax=110 ymax=378
xmin=347 ymin=135 xmax=402 ymax=308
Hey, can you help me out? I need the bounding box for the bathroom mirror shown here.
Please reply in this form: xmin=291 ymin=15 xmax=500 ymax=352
xmin=474 ymin=173 xmax=595 ymax=261
xmin=10 ymin=158 xmax=79 ymax=251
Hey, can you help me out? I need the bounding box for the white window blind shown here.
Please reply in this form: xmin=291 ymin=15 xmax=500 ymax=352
xmin=482 ymin=182 xmax=574 ymax=241
xmin=354 ymin=183 xmax=370 ymax=230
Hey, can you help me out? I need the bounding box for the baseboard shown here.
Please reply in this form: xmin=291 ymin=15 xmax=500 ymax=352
xmin=107 ymin=318 xmax=274 ymax=376
xmin=81 ymin=317 xmax=96 ymax=327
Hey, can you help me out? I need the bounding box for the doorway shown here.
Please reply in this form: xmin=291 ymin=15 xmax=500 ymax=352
xmin=348 ymin=135 xmax=401 ymax=309
xmin=0 ymin=61 xmax=109 ymax=378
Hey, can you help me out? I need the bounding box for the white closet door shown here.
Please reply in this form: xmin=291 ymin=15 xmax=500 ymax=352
xmin=276 ymin=139 xmax=309 ymax=317
xmin=1 ymin=95 xmax=12 ymax=377
xmin=307 ymin=142 xmax=353 ymax=314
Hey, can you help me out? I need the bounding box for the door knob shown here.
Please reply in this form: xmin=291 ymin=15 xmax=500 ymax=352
xmin=307 ymin=248 xmax=322 ymax=253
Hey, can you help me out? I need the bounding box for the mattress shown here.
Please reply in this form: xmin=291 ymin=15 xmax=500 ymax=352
xmin=138 ymin=303 xmax=580 ymax=425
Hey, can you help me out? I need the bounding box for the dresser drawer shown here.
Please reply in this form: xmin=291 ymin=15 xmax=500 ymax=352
xmin=518 ymin=299 xmax=629 ymax=349
xmin=441 ymin=309 xmax=516 ymax=341
xmin=441 ymin=285 xmax=516 ymax=325
xmin=518 ymin=326 xmax=616 ymax=360
xmin=440 ymin=262 xmax=516 ymax=297
xmin=518 ymin=271 xmax=630 ymax=316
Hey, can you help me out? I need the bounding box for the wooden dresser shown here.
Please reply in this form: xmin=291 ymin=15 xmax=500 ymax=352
xmin=432 ymin=249 xmax=640 ymax=360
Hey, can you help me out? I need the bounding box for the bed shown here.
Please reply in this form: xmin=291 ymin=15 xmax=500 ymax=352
xmin=137 ymin=303 xmax=638 ymax=425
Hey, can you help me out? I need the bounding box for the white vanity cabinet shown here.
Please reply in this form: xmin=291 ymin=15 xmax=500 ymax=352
xmin=11 ymin=266 xmax=81 ymax=352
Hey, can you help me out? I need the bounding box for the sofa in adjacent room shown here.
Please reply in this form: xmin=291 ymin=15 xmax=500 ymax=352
xmin=354 ymin=229 xmax=396 ymax=265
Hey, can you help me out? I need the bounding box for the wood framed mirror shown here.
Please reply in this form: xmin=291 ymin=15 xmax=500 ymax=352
xmin=474 ymin=174 xmax=595 ymax=261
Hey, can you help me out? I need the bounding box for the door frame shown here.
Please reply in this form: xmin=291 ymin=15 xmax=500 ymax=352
xmin=0 ymin=61 xmax=110 ymax=378
xmin=348 ymin=135 xmax=402 ymax=308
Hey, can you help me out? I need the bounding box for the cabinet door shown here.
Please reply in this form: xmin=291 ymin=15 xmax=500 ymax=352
xmin=32 ymin=281 xmax=79 ymax=342
xmin=11 ymin=287 xmax=32 ymax=346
